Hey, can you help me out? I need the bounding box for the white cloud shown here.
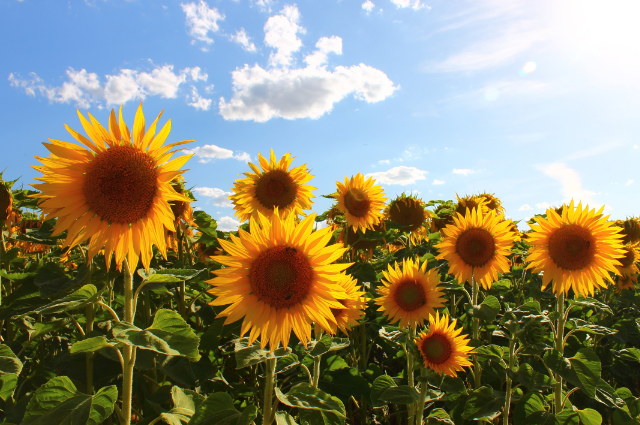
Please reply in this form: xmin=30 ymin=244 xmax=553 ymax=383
xmin=362 ymin=0 xmax=375 ymax=13
xmin=192 ymin=187 xmax=233 ymax=207
xmin=390 ymin=0 xmax=429 ymax=10
xmin=432 ymin=179 xmax=445 ymax=185
xmin=186 ymin=144 xmax=250 ymax=163
xmin=367 ymin=166 xmax=427 ymax=185
xmin=187 ymin=86 xmax=212 ymax=110
xmin=253 ymin=0 xmax=274 ymax=12
xmin=264 ymin=5 xmax=305 ymax=68
xmin=453 ymin=168 xmax=473 ymax=176
xmin=378 ymin=159 xmax=390 ymax=164
xmin=181 ymin=0 xmax=225 ymax=45
xmin=230 ymin=28 xmax=257 ymax=52
xmin=537 ymin=163 xmax=596 ymax=204
xmin=10 ymin=65 xmax=205 ymax=108
xmin=519 ymin=204 xmax=532 ymax=211
xmin=626 ymin=179 xmax=635 ymax=187
xmin=217 ymin=216 xmax=243 ymax=231
xmin=536 ymin=202 xmax=551 ymax=210
xmin=304 ymin=36 xmax=342 ymax=68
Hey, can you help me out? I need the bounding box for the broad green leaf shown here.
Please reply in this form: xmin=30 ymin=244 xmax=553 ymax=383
xmin=378 ymin=385 xmax=420 ymax=405
xmin=275 ymin=383 xmax=346 ymax=418
xmin=323 ymin=355 xmax=350 ymax=371
xmin=511 ymin=363 xmax=556 ymax=390
xmin=234 ymin=338 xmax=292 ymax=369
xmin=275 ymin=353 xmax=300 ymax=374
xmin=187 ymin=392 xmax=242 ymax=425
xmin=513 ymin=392 xmax=545 ymax=424
xmin=309 ymin=334 xmax=333 ymax=357
xmin=158 ymin=386 xmax=205 ymax=425
xmin=462 ymin=386 xmax=505 ymax=421
xmin=161 ymin=355 xmax=216 ymax=387
xmin=299 ymin=408 xmax=345 ymax=425
xmin=22 ymin=376 xmax=117 ymax=425
xmin=113 ymin=309 xmax=201 ymax=361
xmin=616 ymin=348 xmax=640 ymax=364
xmin=70 ymin=336 xmax=110 ymax=355
xmin=577 ymin=408 xmax=603 ymax=425
xmin=319 ymin=368 xmax=370 ymax=401
xmin=275 ymin=412 xmax=299 ymax=425
xmin=424 ymin=408 xmax=454 ymax=425
xmin=544 ymin=348 xmax=601 ymax=397
xmin=378 ymin=326 xmax=409 ymax=346
xmin=33 ymin=284 xmax=99 ymax=315
xmin=0 ymin=344 xmax=22 ymax=401
xmin=370 ymin=375 xmax=396 ymax=408
xmin=235 ymin=405 xmax=258 ymax=425
xmin=567 ymin=298 xmax=612 ymax=313
xmin=28 ymin=319 xmax=70 ymax=340
xmin=569 ymin=319 xmax=618 ymax=337
xmin=469 ymin=295 xmax=500 ymax=321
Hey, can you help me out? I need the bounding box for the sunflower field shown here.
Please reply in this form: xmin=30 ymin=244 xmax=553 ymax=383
xmin=0 ymin=105 xmax=639 ymax=425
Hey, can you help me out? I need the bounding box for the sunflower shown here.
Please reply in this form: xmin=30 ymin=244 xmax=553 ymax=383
xmin=317 ymin=273 xmax=366 ymax=335
xmin=476 ymin=192 xmax=505 ymax=215
xmin=430 ymin=201 xmax=456 ymax=232
xmin=616 ymin=243 xmax=640 ymax=278
xmin=32 ymin=104 xmax=193 ymax=271
xmin=526 ymin=201 xmax=625 ymax=297
xmin=169 ymin=176 xmax=195 ymax=227
xmin=435 ymin=207 xmax=517 ymax=289
xmin=207 ymin=211 xmax=352 ymax=351
xmin=376 ymin=258 xmax=445 ymax=329
xmin=0 ymin=183 xmax=11 ymax=227
xmin=385 ymin=193 xmax=429 ymax=244
xmin=230 ymin=150 xmax=315 ymax=222
xmin=416 ymin=312 xmax=473 ymax=377
xmin=335 ymin=173 xmax=386 ymax=234
xmin=616 ymin=274 xmax=637 ymax=293
xmin=615 ymin=217 xmax=640 ymax=245
xmin=455 ymin=194 xmax=488 ymax=218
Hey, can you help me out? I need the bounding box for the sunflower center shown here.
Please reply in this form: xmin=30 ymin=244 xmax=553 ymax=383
xmin=421 ymin=334 xmax=452 ymax=365
xmin=249 ymin=246 xmax=313 ymax=309
xmin=456 ymin=228 xmax=496 ymax=267
xmin=83 ymin=146 xmax=157 ymax=224
xmin=390 ymin=199 xmax=425 ymax=232
xmin=619 ymin=247 xmax=636 ymax=268
xmin=254 ymin=170 xmax=297 ymax=210
xmin=393 ymin=279 xmax=426 ymax=312
xmin=344 ymin=188 xmax=371 ymax=218
xmin=548 ymin=224 xmax=596 ymax=271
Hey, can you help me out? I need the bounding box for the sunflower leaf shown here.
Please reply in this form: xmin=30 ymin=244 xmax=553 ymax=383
xmin=275 ymin=383 xmax=346 ymax=418
xmin=234 ymin=338 xmax=292 ymax=369
xmin=469 ymin=295 xmax=501 ymax=321
xmin=0 ymin=344 xmax=22 ymax=401
xmin=275 ymin=411 xmax=299 ymax=425
xmin=543 ymin=348 xmax=601 ymax=398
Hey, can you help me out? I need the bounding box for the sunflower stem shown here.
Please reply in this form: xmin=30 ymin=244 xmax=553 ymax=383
xmin=359 ymin=323 xmax=367 ymax=370
xmin=471 ymin=277 xmax=482 ymax=388
xmin=263 ymin=358 xmax=277 ymax=425
xmin=0 ymin=229 xmax=4 ymax=307
xmin=122 ymin=259 xmax=137 ymax=425
xmin=406 ymin=326 xmax=416 ymax=425
xmin=554 ymin=292 xmax=565 ymax=415
xmin=416 ymin=367 xmax=429 ymax=425
xmin=503 ymin=332 xmax=516 ymax=425
xmin=312 ymin=355 xmax=321 ymax=388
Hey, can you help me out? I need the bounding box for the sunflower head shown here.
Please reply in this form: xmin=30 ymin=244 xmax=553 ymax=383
xmin=416 ymin=312 xmax=473 ymax=377
xmin=207 ymin=210 xmax=352 ymax=351
xmin=376 ymin=257 xmax=445 ymax=329
xmin=318 ymin=273 xmax=366 ymax=335
xmin=31 ymin=103 xmax=193 ymax=271
xmin=455 ymin=194 xmax=488 ymax=217
xmin=616 ymin=243 xmax=640 ymax=278
xmin=349 ymin=220 xmax=386 ymax=251
xmin=615 ymin=217 xmax=640 ymax=245
xmin=435 ymin=207 xmax=517 ymax=289
xmin=526 ymin=201 xmax=626 ymax=297
xmin=385 ymin=193 xmax=429 ymax=234
xmin=0 ymin=173 xmax=14 ymax=226
xmin=229 ymin=150 xmax=315 ymax=223
xmin=477 ymin=192 xmax=505 ymax=215
xmin=616 ymin=274 xmax=637 ymax=293
xmin=430 ymin=201 xmax=456 ymax=232
xmin=335 ymin=173 xmax=387 ymax=233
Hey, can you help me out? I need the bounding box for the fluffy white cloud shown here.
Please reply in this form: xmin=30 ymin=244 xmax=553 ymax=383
xmin=10 ymin=65 xmax=206 ymax=108
xmin=537 ymin=163 xmax=596 ymax=204
xmin=253 ymin=0 xmax=274 ymax=12
xmin=181 ymin=0 xmax=225 ymax=45
xmin=390 ymin=0 xmax=429 ymax=10
xmin=192 ymin=187 xmax=233 ymax=207
xmin=519 ymin=204 xmax=532 ymax=211
xmin=264 ymin=5 xmax=305 ymax=68
xmin=304 ymin=36 xmax=342 ymax=68
xmin=432 ymin=179 xmax=445 ymax=185
xmin=378 ymin=159 xmax=390 ymax=164
xmin=186 ymin=144 xmax=250 ymax=163
xmin=187 ymin=86 xmax=212 ymax=110
xmin=217 ymin=216 xmax=243 ymax=231
xmin=362 ymin=0 xmax=375 ymax=13
xmin=367 ymin=166 xmax=427 ymax=185
xmin=453 ymin=168 xmax=473 ymax=176
xmin=230 ymin=28 xmax=257 ymax=52
xmin=536 ymin=202 xmax=551 ymax=210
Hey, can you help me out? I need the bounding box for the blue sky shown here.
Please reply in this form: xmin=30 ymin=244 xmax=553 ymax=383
xmin=2 ymin=0 xmax=639 ymax=230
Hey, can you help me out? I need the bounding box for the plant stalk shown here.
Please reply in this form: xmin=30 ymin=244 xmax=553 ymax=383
xmin=472 ymin=276 xmax=481 ymax=388
xmin=503 ymin=333 xmax=516 ymax=425
xmin=263 ymin=358 xmax=277 ymax=425
xmin=406 ymin=326 xmax=416 ymax=425
xmin=312 ymin=355 xmax=321 ymax=388
xmin=416 ymin=367 xmax=429 ymax=425
xmin=554 ymin=292 xmax=565 ymax=415
xmin=122 ymin=259 xmax=137 ymax=425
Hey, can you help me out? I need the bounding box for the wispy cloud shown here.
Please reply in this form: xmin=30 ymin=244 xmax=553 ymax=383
xmin=453 ymin=168 xmax=473 ymax=176
xmin=536 ymin=162 xmax=597 ymax=205
xmin=181 ymin=0 xmax=225 ymax=45
xmin=192 ymin=187 xmax=233 ymax=207
xmin=185 ymin=144 xmax=250 ymax=163
xmin=626 ymin=179 xmax=635 ymax=187
xmin=518 ymin=204 xmax=532 ymax=211
xmin=563 ymin=141 xmax=624 ymax=161
xmin=362 ymin=0 xmax=375 ymax=14
xmin=367 ymin=166 xmax=427 ymax=185
xmin=432 ymin=179 xmax=445 ymax=185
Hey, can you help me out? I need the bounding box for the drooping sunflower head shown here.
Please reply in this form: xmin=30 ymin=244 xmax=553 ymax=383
xmin=416 ymin=312 xmax=473 ymax=377
xmin=207 ymin=210 xmax=352 ymax=351
xmin=168 ymin=176 xmax=195 ymax=226
xmin=385 ymin=193 xmax=429 ymax=243
xmin=229 ymin=150 xmax=315 ymax=222
xmin=616 ymin=243 xmax=640 ymax=278
xmin=526 ymin=201 xmax=626 ymax=297
xmin=430 ymin=201 xmax=457 ymax=232
xmin=0 ymin=172 xmax=14 ymax=227
xmin=435 ymin=207 xmax=517 ymax=289
xmin=335 ymin=173 xmax=387 ymax=233
xmin=455 ymin=194 xmax=488 ymax=217
xmin=476 ymin=192 xmax=505 ymax=215
xmin=615 ymin=217 xmax=640 ymax=245
xmin=317 ymin=273 xmax=366 ymax=335
xmin=616 ymin=274 xmax=637 ymax=293
xmin=32 ymin=103 xmax=193 ymax=271
xmin=376 ymin=257 xmax=445 ymax=329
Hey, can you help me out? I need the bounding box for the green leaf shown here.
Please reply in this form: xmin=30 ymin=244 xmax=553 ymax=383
xmin=70 ymin=336 xmax=110 ymax=355
xmin=469 ymin=295 xmax=501 ymax=321
xmin=616 ymin=348 xmax=640 ymax=364
xmin=424 ymin=408 xmax=454 ymax=425
xmin=544 ymin=348 xmax=601 ymax=397
xmin=235 ymin=405 xmax=258 ymax=425
xmin=275 ymin=412 xmax=299 ymax=425
xmin=378 ymin=326 xmax=409 ymax=346
xmin=462 ymin=386 xmax=505 ymax=421
xmin=161 ymin=355 xmax=216 ymax=387
xmin=275 ymin=383 xmax=346 ymax=418
xmin=22 ymin=376 xmax=117 ymax=425
xmin=371 ymin=375 xmax=397 ymax=408
xmin=378 ymin=385 xmax=420 ymax=405
xmin=511 ymin=363 xmax=556 ymax=390
xmin=28 ymin=318 xmax=70 ymax=339
xmin=319 ymin=368 xmax=370 ymax=401
xmin=309 ymin=334 xmax=333 ymax=357
xmin=299 ymin=408 xmax=345 ymax=425
xmin=567 ymin=298 xmax=612 ymax=313
xmin=187 ymin=392 xmax=243 ymax=425
xmin=234 ymin=338 xmax=292 ymax=369
xmin=513 ymin=392 xmax=545 ymax=424
xmin=157 ymin=386 xmax=203 ymax=425
xmin=194 ymin=211 xmax=218 ymax=237
xmin=113 ymin=309 xmax=201 ymax=361
xmin=569 ymin=319 xmax=618 ymax=337
xmin=275 ymin=353 xmax=300 ymax=374
xmin=33 ymin=284 xmax=99 ymax=315
xmin=577 ymin=408 xmax=603 ymax=425
xmin=555 ymin=410 xmax=580 ymax=425
xmin=0 ymin=344 xmax=22 ymax=401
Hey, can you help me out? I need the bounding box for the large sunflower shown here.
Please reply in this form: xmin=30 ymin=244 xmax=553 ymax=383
xmin=335 ymin=173 xmax=386 ymax=233
xmin=230 ymin=150 xmax=315 ymax=222
xmin=317 ymin=273 xmax=366 ymax=335
xmin=207 ymin=211 xmax=352 ymax=351
xmin=526 ymin=201 xmax=625 ymax=297
xmin=385 ymin=193 xmax=429 ymax=244
xmin=376 ymin=258 xmax=445 ymax=329
xmin=616 ymin=244 xmax=640 ymax=278
xmin=32 ymin=104 xmax=193 ymax=271
xmin=435 ymin=207 xmax=516 ymax=289
xmin=416 ymin=312 xmax=473 ymax=377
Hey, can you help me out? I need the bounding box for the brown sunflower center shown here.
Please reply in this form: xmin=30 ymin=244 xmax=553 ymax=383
xmin=254 ymin=170 xmax=297 ymax=210
xmin=249 ymin=246 xmax=313 ymax=309
xmin=393 ymin=279 xmax=426 ymax=312
xmin=83 ymin=146 xmax=157 ymax=224
xmin=0 ymin=185 xmax=12 ymax=222
xmin=456 ymin=228 xmax=496 ymax=267
xmin=169 ymin=182 xmax=188 ymax=219
xmin=344 ymin=188 xmax=371 ymax=218
xmin=619 ymin=247 xmax=636 ymax=268
xmin=390 ymin=199 xmax=425 ymax=232
xmin=421 ymin=333 xmax=452 ymax=364
xmin=548 ymin=224 xmax=596 ymax=271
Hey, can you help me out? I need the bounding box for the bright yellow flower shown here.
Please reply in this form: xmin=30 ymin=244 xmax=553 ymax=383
xmin=416 ymin=312 xmax=473 ymax=377
xmin=335 ymin=173 xmax=386 ymax=233
xmin=317 ymin=273 xmax=366 ymax=335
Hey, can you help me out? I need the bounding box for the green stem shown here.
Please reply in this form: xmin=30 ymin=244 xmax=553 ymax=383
xmin=503 ymin=334 xmax=516 ymax=425
xmin=451 ymin=294 xmax=456 ymax=319
xmin=554 ymin=292 xmax=565 ymax=415
xmin=86 ymin=303 xmax=95 ymax=394
xmin=263 ymin=358 xmax=277 ymax=425
xmin=312 ymin=355 xmax=321 ymax=388
xmin=472 ymin=276 xmax=481 ymax=388
xmin=416 ymin=368 xmax=428 ymax=425
xmin=359 ymin=323 xmax=367 ymax=370
xmin=177 ymin=225 xmax=184 ymax=264
xmin=406 ymin=326 xmax=416 ymax=425
xmin=0 ymin=228 xmax=5 ymax=307
xmin=122 ymin=260 xmax=137 ymax=425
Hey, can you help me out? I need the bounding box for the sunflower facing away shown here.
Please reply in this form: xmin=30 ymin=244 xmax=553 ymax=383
xmin=207 ymin=211 xmax=353 ymax=351
xmin=416 ymin=312 xmax=473 ymax=377
xmin=0 ymin=181 xmax=12 ymax=229
xmin=455 ymin=194 xmax=488 ymax=218
xmin=436 ymin=207 xmax=517 ymax=289
xmin=32 ymin=104 xmax=193 ymax=271
xmin=385 ymin=193 xmax=429 ymax=244
xmin=230 ymin=150 xmax=315 ymax=222
xmin=376 ymin=258 xmax=445 ymax=329
xmin=615 ymin=217 xmax=640 ymax=245
xmin=317 ymin=273 xmax=366 ymax=335
xmin=526 ymin=201 xmax=625 ymax=297
xmin=476 ymin=192 xmax=505 ymax=215
xmin=616 ymin=243 xmax=640 ymax=278
xmin=335 ymin=173 xmax=387 ymax=233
